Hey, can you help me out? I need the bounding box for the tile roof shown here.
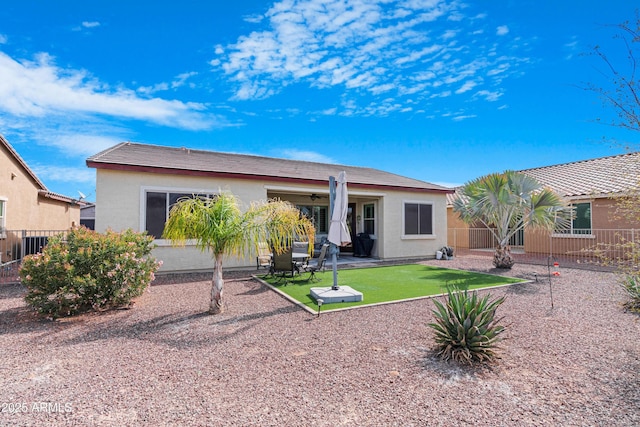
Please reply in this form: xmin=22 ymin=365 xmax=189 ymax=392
xmin=446 ymin=151 xmax=640 ymax=205
xmin=86 ymin=142 xmax=452 ymax=193
xmin=520 ymin=151 xmax=640 ymax=199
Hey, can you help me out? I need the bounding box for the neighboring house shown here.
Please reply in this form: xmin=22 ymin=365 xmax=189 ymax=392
xmin=87 ymin=142 xmax=453 ymax=273
xmin=448 ymin=152 xmax=640 ymax=260
xmin=80 ymin=203 xmax=96 ymax=230
xmin=0 ymin=134 xmax=83 ymax=262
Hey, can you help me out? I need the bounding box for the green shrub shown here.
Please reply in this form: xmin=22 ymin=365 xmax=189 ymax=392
xmin=621 ymin=274 xmax=640 ymax=313
xmin=20 ymin=227 xmax=160 ymax=319
xmin=428 ymin=288 xmax=506 ymax=365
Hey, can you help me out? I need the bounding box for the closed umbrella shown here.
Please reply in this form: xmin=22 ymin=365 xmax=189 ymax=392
xmin=327 ymin=171 xmax=351 ymax=290
xmin=328 ymin=171 xmax=351 ymax=246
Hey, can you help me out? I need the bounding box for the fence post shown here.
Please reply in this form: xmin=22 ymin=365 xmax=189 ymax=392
xmin=21 ymin=229 xmax=26 ymax=260
xmin=633 ymin=229 xmax=636 ymax=264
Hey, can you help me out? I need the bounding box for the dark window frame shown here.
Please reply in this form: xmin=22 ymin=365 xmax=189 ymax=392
xmin=403 ymin=202 xmax=434 ymax=237
xmin=144 ymin=191 xmax=215 ymax=239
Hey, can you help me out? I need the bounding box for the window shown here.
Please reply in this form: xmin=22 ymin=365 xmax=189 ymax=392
xmin=363 ymin=203 xmax=375 ymax=235
xmin=145 ymin=191 xmax=214 ymax=239
xmin=403 ymin=202 xmax=433 ymax=236
xmin=297 ymin=205 xmax=329 ymax=234
xmin=570 ymin=202 xmax=592 ymax=234
xmin=555 ymin=202 xmax=592 ymax=235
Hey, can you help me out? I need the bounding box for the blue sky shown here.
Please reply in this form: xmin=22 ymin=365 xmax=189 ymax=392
xmin=1 ymin=1 xmax=637 ymax=201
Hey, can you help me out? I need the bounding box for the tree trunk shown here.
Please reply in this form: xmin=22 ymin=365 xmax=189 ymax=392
xmin=493 ymin=244 xmax=514 ymax=269
xmin=209 ymin=254 xmax=224 ymax=314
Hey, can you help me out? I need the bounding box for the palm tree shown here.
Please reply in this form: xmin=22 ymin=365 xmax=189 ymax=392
xmin=163 ymin=192 xmax=315 ymax=314
xmin=452 ymin=171 xmax=570 ymax=269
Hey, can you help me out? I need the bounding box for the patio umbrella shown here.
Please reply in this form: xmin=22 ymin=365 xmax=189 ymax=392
xmin=327 ymin=171 xmax=351 ymax=290
xmin=328 ymin=171 xmax=351 ymax=247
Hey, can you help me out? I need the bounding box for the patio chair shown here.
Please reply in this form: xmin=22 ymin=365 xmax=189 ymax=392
xmin=256 ymin=242 xmax=272 ymax=271
xmin=304 ymin=243 xmax=330 ymax=282
xmin=271 ymin=246 xmax=297 ymax=284
xmin=292 ymin=241 xmax=310 ymax=269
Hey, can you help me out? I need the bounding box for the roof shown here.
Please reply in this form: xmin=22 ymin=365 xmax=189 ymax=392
xmin=446 ymin=151 xmax=640 ymax=206
xmin=520 ymin=151 xmax=640 ymax=199
xmin=1 ymin=134 xmax=80 ymax=205
xmin=86 ymin=142 xmax=453 ymax=193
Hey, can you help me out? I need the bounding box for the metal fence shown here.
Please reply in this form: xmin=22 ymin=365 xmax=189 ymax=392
xmin=0 ymin=229 xmax=68 ymax=284
xmin=448 ymin=227 xmax=638 ymax=270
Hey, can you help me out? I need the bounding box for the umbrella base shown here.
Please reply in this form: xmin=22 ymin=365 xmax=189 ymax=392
xmin=310 ymin=286 xmax=363 ymax=304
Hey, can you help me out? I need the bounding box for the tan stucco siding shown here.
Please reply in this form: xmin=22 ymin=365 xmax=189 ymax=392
xmin=95 ymin=169 xmax=270 ymax=272
xmin=1 ymin=145 xmax=79 ymax=231
xmin=95 ymin=168 xmax=449 ymax=272
xmin=524 ymin=196 xmax=640 ymax=256
xmin=378 ymin=191 xmax=448 ymax=259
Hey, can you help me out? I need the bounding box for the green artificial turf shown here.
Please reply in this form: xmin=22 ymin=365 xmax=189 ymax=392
xmin=259 ymin=264 xmax=526 ymax=312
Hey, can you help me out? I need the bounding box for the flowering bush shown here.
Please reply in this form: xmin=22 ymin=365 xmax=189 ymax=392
xmin=20 ymin=227 xmax=160 ymax=319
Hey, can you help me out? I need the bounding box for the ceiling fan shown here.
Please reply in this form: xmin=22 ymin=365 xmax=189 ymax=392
xmin=309 ymin=193 xmax=323 ymax=201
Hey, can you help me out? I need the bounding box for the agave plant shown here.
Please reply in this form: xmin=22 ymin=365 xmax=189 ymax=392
xmin=621 ymin=274 xmax=640 ymax=312
xmin=428 ymin=288 xmax=506 ymax=365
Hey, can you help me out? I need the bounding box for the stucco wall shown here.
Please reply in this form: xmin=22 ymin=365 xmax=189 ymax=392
xmin=0 ymin=144 xmax=80 ymax=231
xmin=524 ymin=197 xmax=640 ymax=256
xmin=95 ymin=169 xmax=272 ymax=272
xmin=378 ymin=190 xmax=448 ymax=260
xmin=95 ymin=169 xmax=449 ymax=272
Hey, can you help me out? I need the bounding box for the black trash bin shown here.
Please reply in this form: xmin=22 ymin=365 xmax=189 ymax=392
xmin=353 ymin=233 xmax=374 ymax=257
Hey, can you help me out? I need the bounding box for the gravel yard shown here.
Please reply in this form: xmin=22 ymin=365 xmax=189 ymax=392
xmin=1 ymin=256 xmax=639 ymax=426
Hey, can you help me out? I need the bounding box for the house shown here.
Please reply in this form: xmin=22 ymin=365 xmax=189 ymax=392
xmin=80 ymin=203 xmax=96 ymax=230
xmin=447 ymin=152 xmax=640 ymax=261
xmin=0 ymin=134 xmax=83 ymax=262
xmin=86 ymin=142 xmax=453 ymax=273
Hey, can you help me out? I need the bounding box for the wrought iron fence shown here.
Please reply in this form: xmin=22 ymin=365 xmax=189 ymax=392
xmin=448 ymin=227 xmax=638 ymax=270
xmin=0 ymin=229 xmax=68 ymax=284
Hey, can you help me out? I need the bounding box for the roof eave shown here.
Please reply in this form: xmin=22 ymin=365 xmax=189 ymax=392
xmin=1 ymin=134 xmax=48 ymax=191
xmin=86 ymin=161 xmax=454 ymax=194
xmin=38 ymin=190 xmax=84 ymax=206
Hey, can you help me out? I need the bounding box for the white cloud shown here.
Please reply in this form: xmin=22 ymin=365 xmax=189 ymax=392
xmin=0 ymin=51 xmax=217 ymax=130
xmin=137 ymin=71 xmax=198 ymax=94
xmin=244 ymin=14 xmax=264 ymax=24
xmin=137 ymin=82 xmax=169 ymax=94
xmin=496 ymin=25 xmax=509 ymax=36
xmin=214 ymin=0 xmax=528 ymax=117
xmin=0 ymin=34 xmax=7 ymax=44
xmin=32 ymin=164 xmax=95 ymax=184
xmin=45 ymin=133 xmax=119 ymax=157
xmin=281 ymin=149 xmax=336 ymax=163
xmin=319 ymin=107 xmax=337 ymax=115
xmin=452 ymin=114 xmax=476 ymax=121
xmin=563 ymin=36 xmax=580 ymax=60
xmin=82 ymin=21 xmax=101 ymax=28
xmin=475 ymin=89 xmax=502 ymax=102
xmin=455 ymin=80 xmax=477 ymax=94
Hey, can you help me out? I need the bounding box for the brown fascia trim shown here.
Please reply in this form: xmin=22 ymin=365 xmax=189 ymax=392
xmin=86 ymin=161 xmax=455 ymax=195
